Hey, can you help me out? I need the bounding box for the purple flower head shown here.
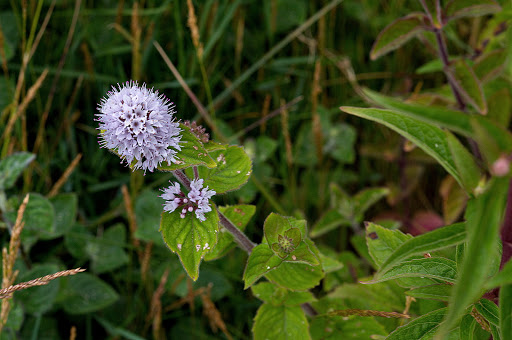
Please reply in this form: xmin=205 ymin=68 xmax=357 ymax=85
xmin=160 ymin=179 xmax=216 ymax=222
xmin=97 ymin=81 xmax=182 ymax=173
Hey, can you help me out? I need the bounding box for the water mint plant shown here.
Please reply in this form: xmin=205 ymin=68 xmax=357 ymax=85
xmin=3 ymin=1 xmax=512 ymax=339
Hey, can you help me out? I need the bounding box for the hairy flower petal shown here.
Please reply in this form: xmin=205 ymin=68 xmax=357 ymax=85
xmin=97 ymin=81 xmax=182 ymax=173
xmin=160 ymin=179 xmax=216 ymax=221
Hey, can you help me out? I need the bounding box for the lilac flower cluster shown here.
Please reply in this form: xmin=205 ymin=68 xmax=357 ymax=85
xmin=160 ymin=179 xmax=216 ymax=221
xmin=96 ymin=81 xmax=182 ymax=173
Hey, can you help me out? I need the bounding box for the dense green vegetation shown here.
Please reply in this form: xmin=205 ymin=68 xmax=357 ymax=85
xmin=1 ymin=0 xmax=512 ymax=339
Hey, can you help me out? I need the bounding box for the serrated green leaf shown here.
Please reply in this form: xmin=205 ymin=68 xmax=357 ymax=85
xmin=17 ymin=264 xmax=60 ymax=314
xmin=285 ymin=242 xmax=320 ymax=266
xmin=378 ymin=222 xmax=466 ymax=276
xmin=243 ymin=244 xmax=283 ymax=289
xmin=387 ymin=307 xmax=448 ymax=340
xmin=365 ymin=222 xmax=412 ymax=269
xmin=253 ymin=303 xmax=310 ymax=340
xmin=265 ymin=239 xmax=324 ymax=291
xmin=203 ymin=140 xmax=226 ymax=152
xmin=473 ymin=49 xmax=507 ymax=83
xmin=194 ymin=146 xmax=252 ymax=194
xmin=318 ymin=251 xmax=344 ymax=274
xmin=369 ymin=258 xmax=457 ymax=285
xmin=438 ymin=177 xmax=508 ymax=338
xmin=0 ymin=152 xmax=35 ymax=190
xmin=445 ymin=131 xmax=482 ymax=192
xmin=64 ymin=224 xmax=93 ymax=259
xmin=284 ymin=228 xmax=302 ymax=247
xmin=47 ymin=193 xmax=78 ymax=239
xmin=160 ymin=206 xmax=219 ymax=281
xmin=14 ymin=193 xmax=55 ymax=251
xmin=340 ymin=106 xmax=473 ymax=191
xmin=158 ymin=124 xmax=216 ymax=171
xmin=134 ymin=189 xmax=164 ymax=243
xmin=325 ymin=123 xmax=357 ymax=164
xmin=329 ymin=280 xmax=405 ymax=312
xmin=407 ymin=284 xmax=452 ymax=301
xmin=59 ymin=273 xmax=119 ymax=314
xmin=448 ymin=58 xmax=487 ymax=114
xmin=446 ymin=0 xmax=501 ymax=21
xmin=251 ymin=282 xmax=315 ymax=306
xmin=370 ymin=13 xmax=426 ymax=60
xmin=205 ymin=205 xmax=255 ymax=261
xmin=264 ymin=213 xmax=306 ymax=248
xmin=88 ymin=223 xmax=129 ymax=274
xmin=500 ymin=284 xmax=512 ymax=340
xmin=310 ymin=209 xmax=351 ymax=238
xmin=310 ymin=312 xmax=388 ymax=340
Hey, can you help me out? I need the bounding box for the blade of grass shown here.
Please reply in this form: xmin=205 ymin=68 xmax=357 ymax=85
xmin=211 ymin=0 xmax=344 ymax=109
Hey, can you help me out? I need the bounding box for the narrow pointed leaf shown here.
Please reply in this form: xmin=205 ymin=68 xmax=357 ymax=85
xmin=445 ymin=131 xmax=482 ymax=193
xmin=310 ymin=209 xmax=351 ymax=238
xmin=406 ymin=284 xmax=452 ymax=301
xmin=446 ymin=0 xmax=501 ymax=21
xmin=340 ymin=106 xmax=473 ymax=190
xmin=378 ymin=222 xmax=466 ymax=276
xmin=368 ymin=258 xmax=457 ymax=284
xmin=353 ymin=187 xmax=389 ymax=219
xmin=485 ymin=257 xmax=512 ymax=289
xmin=363 ymin=87 xmax=512 ymax=149
xmin=475 ymin=299 xmax=499 ymax=327
xmin=447 ymin=59 xmax=487 ymax=114
xmin=387 ymin=307 xmax=449 ymax=340
xmin=459 ymin=314 xmax=478 ymax=340
xmin=437 ymin=177 xmax=508 ymax=338
xmin=500 ymin=284 xmax=512 ymax=340
xmin=160 ymin=207 xmax=219 ymax=281
xmin=158 ymin=124 xmax=216 ymax=171
xmin=370 ymin=13 xmax=426 ymax=60
xmin=473 ymin=49 xmax=507 ymax=83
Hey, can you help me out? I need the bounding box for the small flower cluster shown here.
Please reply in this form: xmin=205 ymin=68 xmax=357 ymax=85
xmin=96 ymin=81 xmax=182 ymax=173
xmin=183 ymin=120 xmax=210 ymax=143
xmin=160 ymin=179 xmax=215 ymax=221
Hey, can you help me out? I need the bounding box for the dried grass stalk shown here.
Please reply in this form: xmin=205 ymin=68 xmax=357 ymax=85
xmin=325 ymin=308 xmax=410 ymax=319
xmin=201 ymin=284 xmax=232 ymax=340
xmin=186 ymin=0 xmax=203 ymax=58
xmin=0 ymin=194 xmax=29 ymax=332
xmin=0 ymin=268 xmax=86 ymax=299
xmin=47 ymin=153 xmax=82 ymax=198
